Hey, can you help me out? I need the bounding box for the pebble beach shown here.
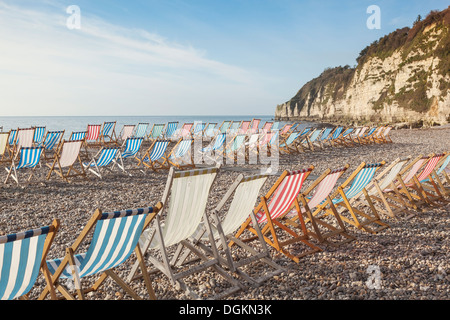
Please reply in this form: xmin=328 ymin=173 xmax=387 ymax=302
xmin=1 ymin=126 xmax=449 ymax=301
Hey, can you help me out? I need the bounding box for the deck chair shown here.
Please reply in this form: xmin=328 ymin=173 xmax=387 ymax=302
xmin=114 ymin=137 xmax=144 ymax=175
xmin=0 ymin=131 xmax=10 ymax=163
xmin=325 ymin=126 xmax=344 ymax=147
xmin=245 ymin=133 xmax=261 ymax=162
xmin=278 ymin=131 xmax=302 ymax=154
xmin=83 ymin=147 xmax=120 ymax=179
xmin=359 ymin=127 xmax=378 ymax=144
xmin=261 ymin=121 xmax=273 ymax=134
xmin=128 ymin=167 xmax=243 ymax=300
xmin=219 ymin=120 xmax=232 ymax=134
xmin=282 ymin=165 xmax=356 ymax=247
xmin=99 ymin=121 xmax=118 ymax=145
xmin=147 ymin=123 xmax=166 ymax=142
xmin=134 ymin=123 xmax=149 ymax=139
xmin=374 ymin=126 xmax=392 ymax=144
xmin=279 ymin=123 xmax=294 ymax=138
xmin=179 ymin=123 xmax=194 ymax=139
xmin=228 ymin=121 xmax=241 ymax=136
xmin=69 ymin=131 xmax=87 ymax=141
xmin=357 ymin=157 xmax=413 ymax=219
xmin=164 ymin=121 xmax=179 ymax=140
xmin=39 ymin=130 xmax=65 ymax=160
xmin=248 ymin=119 xmax=261 ymax=134
xmin=46 ymin=140 xmax=87 ymax=183
xmin=32 ymin=126 xmax=46 ymax=146
xmin=234 ymin=167 xmax=322 ymax=263
xmin=326 ymin=162 xmax=389 ymax=234
xmin=0 ymin=219 xmax=60 ymax=300
xmin=199 ymin=133 xmax=226 ymax=164
xmin=189 ymin=174 xmax=284 ymax=286
xmin=422 ymin=152 xmax=450 ymax=196
xmin=334 ymin=128 xmax=354 ymax=147
xmin=225 ymin=134 xmax=246 ymax=162
xmin=9 ymin=128 xmax=35 ymax=158
xmin=138 ymin=139 xmax=171 ymax=171
xmin=167 ymin=138 xmax=195 ymax=170
xmin=85 ymin=124 xmax=102 ymax=146
xmin=193 ymin=122 xmax=206 ymax=137
xmin=118 ymin=125 xmax=135 ymax=144
xmin=203 ymin=123 xmax=218 ymax=138
xmin=351 ymin=126 xmax=368 ymax=144
xmin=4 ymin=147 xmax=44 ymax=185
xmin=43 ymin=206 xmax=160 ymax=300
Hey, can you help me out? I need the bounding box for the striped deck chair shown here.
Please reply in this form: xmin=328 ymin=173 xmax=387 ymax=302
xmin=203 ymin=123 xmax=218 ymax=138
xmin=234 ymin=167 xmax=322 ymax=263
xmin=85 ymin=124 xmax=102 ymax=145
xmin=303 ymin=128 xmax=324 ymax=151
xmin=225 ymin=134 xmax=246 ymax=162
xmin=199 ymin=133 xmax=226 ymax=165
xmin=325 ymin=126 xmax=344 ymax=147
xmin=0 ymin=219 xmax=60 ymax=300
xmin=261 ymin=121 xmax=273 ymax=133
xmin=115 ymin=137 xmax=144 ymax=174
xmin=272 ymin=122 xmax=280 ymax=130
xmin=218 ymin=120 xmax=232 ymax=134
xmin=128 ymin=167 xmax=243 ymax=299
xmin=248 ymin=119 xmax=261 ymax=134
xmin=83 ymin=147 xmax=119 ymax=179
xmin=192 ymin=122 xmax=206 ymax=137
xmin=422 ymin=152 xmax=450 ymax=195
xmin=283 ymin=165 xmax=355 ymax=246
xmin=179 ymin=123 xmax=194 ymax=139
xmin=375 ymin=126 xmax=393 ymax=143
xmin=164 ymin=121 xmax=178 ymax=140
xmin=32 ymin=126 xmax=46 ymax=146
xmin=118 ymin=125 xmax=135 ymax=144
xmin=187 ymin=174 xmax=284 ymax=286
xmin=279 ymin=123 xmax=294 ymax=138
xmin=359 ymin=127 xmax=378 ymax=144
xmin=40 ymin=130 xmax=65 ymax=160
xmin=69 ymin=131 xmax=86 ymax=141
xmin=227 ymin=121 xmax=241 ymax=136
xmin=357 ymin=157 xmax=413 ymax=219
xmin=139 ymin=139 xmax=171 ymax=171
xmin=46 ymin=140 xmax=87 ymax=183
xmin=4 ymin=147 xmax=44 ymax=185
xmin=43 ymin=206 xmax=160 ymax=300
xmin=8 ymin=129 xmax=17 ymax=148
xmin=148 ymin=123 xmax=166 ymax=142
xmin=279 ymin=131 xmax=302 ymax=154
xmin=351 ymin=126 xmax=368 ymax=144
xmin=99 ymin=121 xmax=117 ymax=145
xmin=167 ymin=138 xmax=195 ymax=170
xmin=134 ymin=123 xmax=149 ymax=139
xmin=334 ymin=127 xmax=354 ymax=147
xmin=326 ymin=162 xmax=389 ymax=234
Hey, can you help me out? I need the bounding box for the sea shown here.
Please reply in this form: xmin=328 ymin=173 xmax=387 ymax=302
xmin=0 ymin=115 xmax=319 ymax=137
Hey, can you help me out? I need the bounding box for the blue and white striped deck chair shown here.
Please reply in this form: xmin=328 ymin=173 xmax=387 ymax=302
xmin=193 ymin=122 xmax=206 ymax=137
xmin=133 ymin=123 xmax=149 ymax=139
xmin=164 ymin=121 xmax=178 ymax=140
xmin=69 ymin=131 xmax=87 ymax=141
xmin=8 ymin=129 xmax=17 ymax=147
xmin=115 ymin=137 xmax=144 ymax=174
xmin=334 ymin=127 xmax=354 ymax=147
xmin=99 ymin=121 xmax=117 ymax=145
xmin=139 ymin=139 xmax=171 ymax=171
xmin=317 ymin=127 xmax=333 ymax=148
xmin=33 ymin=126 xmax=46 ymax=146
xmin=0 ymin=219 xmax=60 ymax=300
xmin=40 ymin=130 xmax=65 ymax=160
xmin=219 ymin=120 xmax=232 ymax=134
xmin=225 ymin=134 xmax=246 ymax=162
xmin=148 ymin=123 xmax=166 ymax=142
xmin=167 ymin=138 xmax=194 ymax=169
xmin=329 ymin=162 xmax=389 ymax=234
xmin=129 ymin=167 xmax=242 ymax=299
xmin=326 ymin=126 xmax=344 ymax=147
xmin=304 ymin=128 xmax=323 ymax=151
xmin=204 ymin=123 xmax=218 ymax=138
xmin=272 ymin=122 xmax=280 ymax=130
xmin=83 ymin=147 xmax=119 ymax=179
xmin=43 ymin=206 xmax=160 ymax=300
xmin=360 ymin=127 xmax=378 ymax=144
xmin=199 ymin=133 xmax=226 ymax=164
xmin=4 ymin=147 xmax=44 ymax=185
xmin=279 ymin=131 xmax=302 ymax=154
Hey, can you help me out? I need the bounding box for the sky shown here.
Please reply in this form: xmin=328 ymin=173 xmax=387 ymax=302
xmin=0 ymin=0 xmax=449 ymax=117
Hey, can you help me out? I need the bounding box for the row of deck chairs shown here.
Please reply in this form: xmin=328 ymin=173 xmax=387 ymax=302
xmin=2 ymin=150 xmax=449 ymax=300
xmin=278 ymin=124 xmax=393 ymax=154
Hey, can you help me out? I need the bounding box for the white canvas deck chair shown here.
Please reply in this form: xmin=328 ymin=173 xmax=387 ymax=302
xmin=139 ymin=139 xmax=171 ymax=171
xmin=148 ymin=123 xmax=166 ymax=142
xmin=118 ymin=125 xmax=135 ymax=144
xmin=46 ymin=140 xmax=87 ymax=183
xmin=374 ymin=126 xmax=392 ymax=144
xmin=164 ymin=121 xmax=179 ymax=140
xmin=128 ymin=167 xmax=243 ymax=300
xmin=326 ymin=162 xmax=390 ymax=234
xmin=0 ymin=131 xmax=10 ymax=163
xmin=359 ymin=127 xmax=378 ymax=144
xmin=83 ymin=147 xmax=120 ymax=179
xmin=0 ymin=219 xmax=60 ymax=300
xmin=187 ymin=174 xmax=284 ymax=286
xmin=42 ymin=206 xmax=160 ymax=300
xmin=351 ymin=126 xmax=368 ymax=144
xmin=282 ymin=165 xmax=356 ymax=247
xmin=99 ymin=121 xmax=118 ymax=145
xmin=133 ymin=123 xmax=149 ymax=139
xmin=115 ymin=137 xmax=144 ymax=175
xmin=32 ymin=126 xmax=46 ymax=146
xmin=9 ymin=128 xmax=35 ymax=158
xmin=39 ymin=130 xmax=65 ymax=160
xmin=234 ymin=167 xmax=322 ymax=263
xmin=167 ymin=138 xmax=195 ymax=170
xmin=4 ymin=147 xmax=44 ymax=185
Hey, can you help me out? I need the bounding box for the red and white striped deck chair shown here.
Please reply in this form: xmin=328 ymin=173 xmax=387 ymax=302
xmin=85 ymin=124 xmax=102 ymax=145
xmin=234 ymin=167 xmax=321 ymax=263
xmin=284 ymin=165 xmax=356 ymax=246
xmin=249 ymin=119 xmax=261 ymax=134
xmin=46 ymin=140 xmax=88 ymax=183
xmin=238 ymin=120 xmax=251 ymax=135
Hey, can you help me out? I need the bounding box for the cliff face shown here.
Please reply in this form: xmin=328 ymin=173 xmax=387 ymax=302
xmin=276 ymin=8 xmax=450 ymax=126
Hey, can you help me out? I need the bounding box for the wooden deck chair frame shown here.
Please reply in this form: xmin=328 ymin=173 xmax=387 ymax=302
xmin=41 ymin=206 xmax=160 ymax=300
xmin=283 ymin=165 xmax=356 ymax=247
xmin=234 ymin=167 xmax=322 ymax=263
xmin=0 ymin=219 xmax=60 ymax=300
xmin=138 ymin=139 xmax=171 ymax=171
xmin=99 ymin=121 xmax=118 ymax=146
xmin=40 ymin=130 xmax=65 ymax=161
xmin=324 ymin=162 xmax=389 ymax=234
xmin=334 ymin=127 xmax=355 ymax=147
xmin=4 ymin=147 xmax=44 ymax=185
xmin=83 ymin=147 xmax=120 ymax=179
xmin=46 ymin=140 xmax=88 ymax=183
xmin=128 ymin=167 xmax=243 ymax=300
xmin=114 ymin=137 xmax=145 ymax=175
